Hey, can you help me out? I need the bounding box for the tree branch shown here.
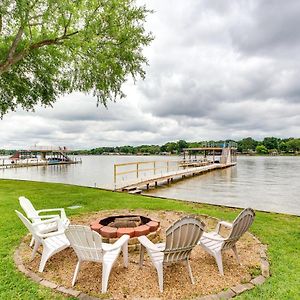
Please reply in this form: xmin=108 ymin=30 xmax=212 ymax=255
xmin=7 ymin=27 xmax=24 ymax=60
xmin=0 ymin=30 xmax=79 ymax=75
xmin=64 ymin=13 xmax=72 ymax=36
xmin=32 ymin=30 xmax=79 ymax=48
xmin=85 ymin=4 xmax=102 ymax=28
xmin=28 ymin=22 xmax=43 ymax=26
xmin=29 ymin=13 xmax=44 ymax=21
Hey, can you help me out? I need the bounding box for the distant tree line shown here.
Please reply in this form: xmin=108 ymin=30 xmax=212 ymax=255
xmin=1 ymin=137 xmax=299 ymax=156
xmin=68 ymin=137 xmax=300 ymax=155
xmin=0 ymin=149 xmax=15 ymax=155
xmin=237 ymin=137 xmax=300 ymax=154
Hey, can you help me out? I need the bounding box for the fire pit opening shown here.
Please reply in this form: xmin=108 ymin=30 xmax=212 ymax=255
xmin=100 ymin=215 xmax=151 ymax=228
xmin=90 ymin=214 xmax=161 ymax=246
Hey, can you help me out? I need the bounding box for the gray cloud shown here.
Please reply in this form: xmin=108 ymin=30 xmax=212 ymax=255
xmin=229 ymin=0 xmax=300 ymax=56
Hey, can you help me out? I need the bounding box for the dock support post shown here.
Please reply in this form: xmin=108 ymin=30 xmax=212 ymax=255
xmin=136 ymin=163 xmax=139 ymax=178
xmin=114 ymin=164 xmax=117 ymax=186
xmin=41 ymin=152 xmax=46 ymax=160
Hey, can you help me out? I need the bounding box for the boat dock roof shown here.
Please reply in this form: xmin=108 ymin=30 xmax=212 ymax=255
xmin=27 ymin=146 xmax=69 ymax=152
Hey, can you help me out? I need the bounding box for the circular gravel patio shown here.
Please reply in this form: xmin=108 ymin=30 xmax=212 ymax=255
xmin=15 ymin=209 xmax=269 ymax=300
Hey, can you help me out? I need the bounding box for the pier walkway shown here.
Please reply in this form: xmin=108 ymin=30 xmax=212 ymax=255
xmin=114 ymin=142 xmax=237 ymax=193
xmin=116 ymin=162 xmax=236 ymax=193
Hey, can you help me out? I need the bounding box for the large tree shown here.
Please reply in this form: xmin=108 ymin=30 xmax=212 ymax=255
xmin=263 ymin=137 xmax=280 ymax=150
xmin=237 ymin=137 xmax=258 ymax=153
xmin=177 ymin=139 xmax=188 ymax=153
xmin=286 ymin=138 xmax=300 ymax=153
xmin=0 ymin=0 xmax=152 ymax=116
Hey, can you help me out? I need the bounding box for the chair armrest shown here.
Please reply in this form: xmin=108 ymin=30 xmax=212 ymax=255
xmin=219 ymin=221 xmax=233 ymax=228
xmin=33 ymin=217 xmax=65 ymax=231
xmin=37 ymin=208 xmax=64 ymax=213
xmin=200 ymin=232 xmax=225 ymax=242
xmin=32 ymin=217 xmax=60 ymax=227
xmin=37 ymin=230 xmax=66 ymax=238
xmin=37 ymin=208 xmax=67 ymax=220
xmin=102 ymin=234 xmax=130 ymax=252
xmin=215 ymin=220 xmax=233 ymax=234
xmin=31 ymin=214 xmax=59 ymax=220
xmin=138 ymin=235 xmax=164 ymax=252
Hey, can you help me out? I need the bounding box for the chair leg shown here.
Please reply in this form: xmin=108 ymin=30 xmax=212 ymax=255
xmin=38 ymin=250 xmax=51 ymax=272
xmin=122 ymin=242 xmax=128 ymax=268
xmin=215 ymin=252 xmax=224 ymax=276
xmin=232 ymin=245 xmax=240 ymax=264
xmin=155 ymin=263 xmax=164 ymax=293
xmin=31 ymin=240 xmax=41 ymax=261
xmin=29 ymin=236 xmax=35 ymax=247
xmin=72 ymin=261 xmax=82 ymax=286
xmin=139 ymin=244 xmax=145 ymax=268
xmin=102 ymin=262 xmax=113 ymax=293
xmin=185 ymin=259 xmax=195 ymax=284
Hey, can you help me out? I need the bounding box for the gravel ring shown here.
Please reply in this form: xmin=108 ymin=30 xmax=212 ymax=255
xmin=14 ymin=209 xmax=270 ymax=300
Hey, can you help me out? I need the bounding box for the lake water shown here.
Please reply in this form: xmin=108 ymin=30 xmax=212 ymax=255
xmin=0 ymin=155 xmax=299 ymax=216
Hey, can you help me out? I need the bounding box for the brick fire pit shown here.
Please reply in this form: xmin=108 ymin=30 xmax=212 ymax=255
xmin=90 ymin=215 xmax=161 ymax=250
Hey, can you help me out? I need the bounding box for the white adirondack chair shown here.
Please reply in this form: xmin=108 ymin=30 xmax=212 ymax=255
xmin=65 ymin=225 xmax=130 ymax=293
xmin=199 ymin=208 xmax=255 ymax=275
xmin=138 ymin=216 xmax=205 ymax=292
xmin=15 ymin=210 xmax=70 ymax=272
xmin=19 ymin=196 xmax=70 ymax=246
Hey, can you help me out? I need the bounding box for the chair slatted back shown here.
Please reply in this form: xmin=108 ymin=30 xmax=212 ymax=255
xmin=19 ymin=196 xmax=40 ymax=221
xmin=15 ymin=210 xmax=41 ymax=242
xmin=164 ymin=216 xmax=205 ymax=263
xmin=223 ymin=208 xmax=255 ymax=250
xmin=65 ymin=225 xmax=103 ymax=262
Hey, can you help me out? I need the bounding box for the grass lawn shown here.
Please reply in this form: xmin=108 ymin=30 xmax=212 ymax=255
xmin=0 ymin=179 xmax=299 ymax=300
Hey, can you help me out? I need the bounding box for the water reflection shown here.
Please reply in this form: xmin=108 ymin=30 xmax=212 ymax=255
xmin=145 ymin=156 xmax=300 ymax=216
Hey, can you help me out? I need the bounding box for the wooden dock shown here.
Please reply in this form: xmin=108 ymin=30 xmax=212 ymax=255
xmin=114 ymin=142 xmax=237 ymax=193
xmin=115 ymin=162 xmax=236 ymax=192
xmin=1 ymin=146 xmax=81 ymax=169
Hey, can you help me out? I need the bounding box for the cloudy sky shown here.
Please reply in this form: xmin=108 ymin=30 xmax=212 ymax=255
xmin=1 ymin=0 xmax=300 ymax=149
